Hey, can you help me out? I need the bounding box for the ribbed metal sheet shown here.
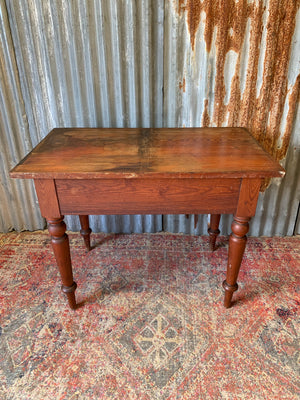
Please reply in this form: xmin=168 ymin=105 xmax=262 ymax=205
xmin=2 ymin=0 xmax=164 ymax=233
xmin=163 ymin=0 xmax=300 ymax=236
xmin=1 ymin=0 xmax=299 ymax=236
xmin=0 ymin=1 xmax=43 ymax=232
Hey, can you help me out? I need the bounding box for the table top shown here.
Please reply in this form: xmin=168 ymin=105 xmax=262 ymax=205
xmin=10 ymin=127 xmax=285 ymax=179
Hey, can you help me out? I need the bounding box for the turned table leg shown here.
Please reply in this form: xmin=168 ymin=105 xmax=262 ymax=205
xmin=79 ymin=215 xmax=92 ymax=251
xmin=223 ymin=216 xmax=250 ymax=308
xmin=208 ymin=214 xmax=221 ymax=251
xmin=47 ymin=216 xmax=77 ymax=309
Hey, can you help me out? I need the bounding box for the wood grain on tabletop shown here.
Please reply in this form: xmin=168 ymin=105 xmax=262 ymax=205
xmin=10 ymin=127 xmax=284 ymax=179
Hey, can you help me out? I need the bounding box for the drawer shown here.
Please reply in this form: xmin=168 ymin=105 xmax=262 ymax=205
xmin=55 ymin=178 xmax=240 ymax=215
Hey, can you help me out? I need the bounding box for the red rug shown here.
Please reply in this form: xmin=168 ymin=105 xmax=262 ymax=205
xmin=0 ymin=231 xmax=299 ymax=399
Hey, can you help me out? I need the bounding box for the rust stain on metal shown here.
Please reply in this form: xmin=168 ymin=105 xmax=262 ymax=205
xmin=234 ymin=2 xmax=265 ymax=130
xmin=255 ymin=1 xmax=299 ymax=160
xmin=276 ymin=74 xmax=300 ymax=161
xmin=178 ymin=0 xmax=203 ymax=51
xmin=177 ymin=0 xmax=253 ymax=52
xmin=202 ymin=98 xmax=210 ymax=127
xmin=179 ymin=77 xmax=186 ymax=92
xmin=177 ymin=0 xmax=300 ymax=189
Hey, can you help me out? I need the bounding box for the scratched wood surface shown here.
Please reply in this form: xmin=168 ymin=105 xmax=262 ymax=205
xmin=10 ymin=128 xmax=284 ymax=179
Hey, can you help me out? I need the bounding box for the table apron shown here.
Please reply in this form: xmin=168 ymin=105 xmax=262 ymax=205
xmin=55 ymin=178 xmax=241 ymax=215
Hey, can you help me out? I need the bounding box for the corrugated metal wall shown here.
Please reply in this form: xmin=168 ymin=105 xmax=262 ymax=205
xmin=1 ymin=0 xmax=299 ymax=235
xmin=0 ymin=1 xmax=42 ymax=231
xmin=163 ymin=0 xmax=300 ymax=236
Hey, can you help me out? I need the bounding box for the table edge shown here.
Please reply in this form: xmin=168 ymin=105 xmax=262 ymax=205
xmin=10 ymin=170 xmax=285 ymax=180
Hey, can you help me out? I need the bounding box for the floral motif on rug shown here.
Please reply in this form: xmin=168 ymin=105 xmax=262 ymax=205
xmin=0 ymin=232 xmax=299 ymax=399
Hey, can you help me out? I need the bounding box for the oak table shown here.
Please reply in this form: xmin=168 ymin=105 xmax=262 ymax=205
xmin=10 ymin=128 xmax=284 ymax=309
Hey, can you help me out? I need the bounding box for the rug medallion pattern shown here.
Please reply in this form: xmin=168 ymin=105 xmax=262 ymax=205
xmin=0 ymin=232 xmax=299 ymax=399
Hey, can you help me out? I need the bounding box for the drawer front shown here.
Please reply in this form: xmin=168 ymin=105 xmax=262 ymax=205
xmin=55 ymin=178 xmax=240 ymax=215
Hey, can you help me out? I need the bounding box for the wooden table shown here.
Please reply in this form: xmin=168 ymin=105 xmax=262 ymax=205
xmin=10 ymin=128 xmax=284 ymax=310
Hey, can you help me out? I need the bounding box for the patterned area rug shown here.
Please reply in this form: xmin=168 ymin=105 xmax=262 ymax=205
xmin=0 ymin=231 xmax=299 ymax=400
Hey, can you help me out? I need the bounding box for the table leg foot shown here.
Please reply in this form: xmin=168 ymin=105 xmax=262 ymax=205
xmin=208 ymin=214 xmax=221 ymax=251
xmin=223 ymin=215 xmax=250 ymax=308
xmin=79 ymin=215 xmax=92 ymax=251
xmin=47 ymin=216 xmax=77 ymax=310
xmin=62 ymin=282 xmax=77 ymax=309
xmin=223 ymin=280 xmax=238 ymax=308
